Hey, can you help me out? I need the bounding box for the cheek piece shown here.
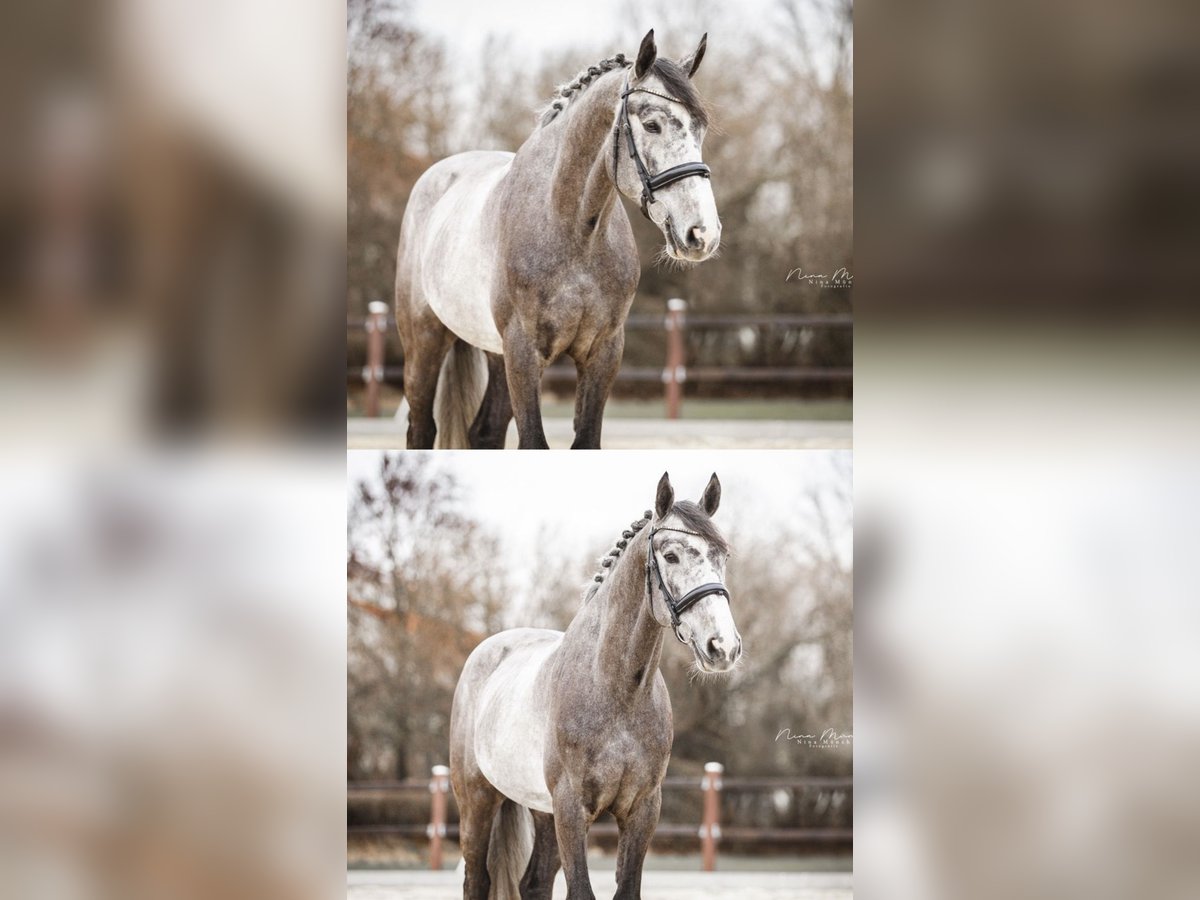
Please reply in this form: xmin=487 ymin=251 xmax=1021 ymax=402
xmin=646 ymin=527 xmax=731 ymax=644
xmin=612 ymin=80 xmax=712 ymax=220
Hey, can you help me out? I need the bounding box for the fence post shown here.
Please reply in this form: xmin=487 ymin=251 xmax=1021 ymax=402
xmin=429 ymin=765 xmax=450 ymax=870
xmin=700 ymin=761 xmax=723 ymax=871
xmin=363 ymin=300 xmax=388 ymax=417
xmin=663 ymin=298 xmax=687 ymax=420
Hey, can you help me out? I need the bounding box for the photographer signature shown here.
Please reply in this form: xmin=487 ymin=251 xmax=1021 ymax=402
xmin=786 ymin=267 xmax=853 ymax=287
xmin=775 ymin=727 xmax=853 ymax=747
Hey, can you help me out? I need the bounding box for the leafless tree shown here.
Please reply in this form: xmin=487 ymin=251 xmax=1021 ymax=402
xmin=347 ymin=1 xmax=853 ymax=387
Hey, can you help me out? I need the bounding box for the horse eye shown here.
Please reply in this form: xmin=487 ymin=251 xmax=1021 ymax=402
xmin=643 ymin=121 xmax=662 ymax=134
xmin=663 ymin=552 xmax=679 ymax=564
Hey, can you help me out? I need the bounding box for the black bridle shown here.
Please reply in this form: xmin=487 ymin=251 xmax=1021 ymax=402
xmin=613 ymin=81 xmax=712 ymax=220
xmin=646 ymin=526 xmax=730 ymax=644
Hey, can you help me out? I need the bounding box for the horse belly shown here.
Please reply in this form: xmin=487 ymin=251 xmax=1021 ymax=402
xmin=474 ymin=634 xmax=559 ymax=813
xmin=420 ymin=164 xmax=509 ymax=355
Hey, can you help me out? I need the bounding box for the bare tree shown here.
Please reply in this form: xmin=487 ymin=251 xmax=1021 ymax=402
xmin=347 ymin=4 xmax=853 ymax=391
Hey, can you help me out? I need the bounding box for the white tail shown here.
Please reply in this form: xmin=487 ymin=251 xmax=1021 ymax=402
xmin=433 ymin=340 xmax=488 ymax=449
xmin=486 ymin=799 xmax=533 ymax=900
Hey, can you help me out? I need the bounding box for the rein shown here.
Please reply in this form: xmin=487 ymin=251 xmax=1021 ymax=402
xmin=612 ymin=81 xmax=712 ymax=220
xmin=645 ymin=526 xmax=730 ymax=644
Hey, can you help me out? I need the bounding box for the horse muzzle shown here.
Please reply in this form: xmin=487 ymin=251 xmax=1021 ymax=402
xmin=664 ymin=216 xmax=721 ymax=262
xmin=692 ymin=632 xmax=742 ymax=673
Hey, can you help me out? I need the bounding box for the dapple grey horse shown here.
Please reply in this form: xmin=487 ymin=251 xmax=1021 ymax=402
xmin=449 ymin=473 xmax=742 ymax=899
xmin=394 ymin=30 xmax=720 ymax=449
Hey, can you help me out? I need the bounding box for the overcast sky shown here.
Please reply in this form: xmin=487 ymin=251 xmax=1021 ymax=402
xmin=411 ymin=0 xmax=777 ymax=57
xmin=347 ymin=450 xmax=851 ymax=575
xmin=406 ymin=0 xmax=840 ymax=86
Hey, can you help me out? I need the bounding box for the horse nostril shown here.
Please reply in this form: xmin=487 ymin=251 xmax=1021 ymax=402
xmin=706 ymin=637 xmax=721 ymax=659
xmin=686 ymin=225 xmax=706 ymax=249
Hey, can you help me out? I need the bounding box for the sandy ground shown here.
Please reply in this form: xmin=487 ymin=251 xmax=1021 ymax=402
xmin=347 ymin=418 xmax=852 ymax=450
xmin=347 ymin=869 xmax=853 ymax=899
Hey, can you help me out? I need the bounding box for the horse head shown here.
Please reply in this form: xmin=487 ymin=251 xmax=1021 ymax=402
xmin=613 ymin=31 xmax=721 ymax=262
xmin=647 ymin=472 xmax=742 ymax=672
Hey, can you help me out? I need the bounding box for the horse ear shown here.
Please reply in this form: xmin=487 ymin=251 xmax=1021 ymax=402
xmin=635 ymin=29 xmax=658 ymax=80
xmin=682 ymin=33 xmax=707 ymax=78
xmin=655 ymin=471 xmax=674 ymax=519
xmin=700 ymin=472 xmax=721 ymax=516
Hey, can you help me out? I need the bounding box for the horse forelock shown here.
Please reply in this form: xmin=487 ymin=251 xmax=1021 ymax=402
xmin=646 ymin=58 xmax=710 ymax=129
xmin=666 ymin=501 xmax=729 ymax=555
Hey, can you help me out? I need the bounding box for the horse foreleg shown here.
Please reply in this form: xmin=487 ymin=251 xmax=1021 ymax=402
xmin=571 ymin=331 xmax=624 ymax=450
xmin=502 ymin=323 xmax=550 ymax=450
xmin=613 ymin=789 xmax=661 ymax=900
xmin=551 ymin=784 xmax=597 ymax=900
xmin=468 ymin=352 xmax=513 ymax=449
xmin=518 ymin=810 xmax=561 ymax=900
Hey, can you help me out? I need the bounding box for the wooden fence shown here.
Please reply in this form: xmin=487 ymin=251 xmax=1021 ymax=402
xmin=348 ymin=763 xmax=852 ymax=871
xmin=349 ymin=300 xmax=853 ymax=418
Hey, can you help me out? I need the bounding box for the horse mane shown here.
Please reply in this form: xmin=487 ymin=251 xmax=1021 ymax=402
xmin=583 ymin=509 xmax=652 ymax=602
xmin=581 ymin=500 xmax=728 ymax=604
xmin=538 ymin=55 xmax=711 ymax=130
xmin=538 ymin=54 xmax=630 ymax=127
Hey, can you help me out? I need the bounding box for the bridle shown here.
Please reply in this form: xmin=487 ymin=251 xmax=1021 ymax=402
xmin=646 ymin=526 xmax=730 ymax=644
xmin=612 ymin=79 xmax=712 ymax=220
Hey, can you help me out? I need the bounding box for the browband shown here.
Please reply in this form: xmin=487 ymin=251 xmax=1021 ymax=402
xmin=613 ymin=83 xmax=712 ymax=220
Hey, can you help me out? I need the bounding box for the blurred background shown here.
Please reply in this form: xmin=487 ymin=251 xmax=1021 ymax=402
xmin=1 ymin=0 xmax=345 ymax=446
xmin=346 ymin=450 xmax=852 ymax=871
xmin=346 ymin=0 xmax=853 ymax=430
xmin=1 ymin=0 xmax=1199 ymax=897
xmin=854 ymin=0 xmax=1200 ymax=897
xmin=1 ymin=2 xmax=347 ymax=899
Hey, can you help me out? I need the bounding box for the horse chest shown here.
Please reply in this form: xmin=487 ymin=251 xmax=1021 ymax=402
xmin=500 ymin=240 xmax=637 ymax=360
xmin=553 ymin=690 xmax=672 ymax=810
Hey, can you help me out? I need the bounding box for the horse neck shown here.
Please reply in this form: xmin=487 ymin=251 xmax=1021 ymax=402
xmin=590 ymin=528 xmax=665 ymax=695
xmin=547 ymin=71 xmax=625 ymax=232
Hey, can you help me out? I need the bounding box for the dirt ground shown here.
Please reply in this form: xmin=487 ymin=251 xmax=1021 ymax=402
xmin=347 ymin=869 xmax=853 ymax=900
xmin=347 ymin=416 xmax=852 ymax=449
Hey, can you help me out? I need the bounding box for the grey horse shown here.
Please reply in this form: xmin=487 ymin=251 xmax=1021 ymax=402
xmin=394 ymin=30 xmax=720 ymax=449
xmin=449 ymin=472 xmax=742 ymax=899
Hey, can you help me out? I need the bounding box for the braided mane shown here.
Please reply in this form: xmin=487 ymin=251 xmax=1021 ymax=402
xmin=583 ymin=509 xmax=653 ymax=602
xmin=538 ymin=54 xmax=631 ymax=127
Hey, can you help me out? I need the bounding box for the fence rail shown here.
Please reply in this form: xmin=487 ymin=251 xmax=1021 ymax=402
xmin=348 ymin=763 xmax=852 ymax=870
xmin=349 ymin=300 xmax=852 ymax=418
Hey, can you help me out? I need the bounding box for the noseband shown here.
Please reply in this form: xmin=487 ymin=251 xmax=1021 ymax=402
xmin=646 ymin=526 xmax=730 ymax=644
xmin=613 ymin=81 xmax=712 ymax=220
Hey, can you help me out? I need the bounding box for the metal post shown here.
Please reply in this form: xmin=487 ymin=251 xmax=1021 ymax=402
xmin=663 ymin=298 xmax=687 ymax=420
xmin=429 ymin=765 xmax=450 ymax=870
xmin=700 ymin=761 xmax=723 ymax=871
xmin=364 ymin=300 xmax=388 ymax=417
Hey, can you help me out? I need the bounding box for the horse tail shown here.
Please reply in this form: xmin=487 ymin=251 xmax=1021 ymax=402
xmin=486 ymin=798 xmax=533 ymax=900
xmin=433 ymin=339 xmax=487 ymax=449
